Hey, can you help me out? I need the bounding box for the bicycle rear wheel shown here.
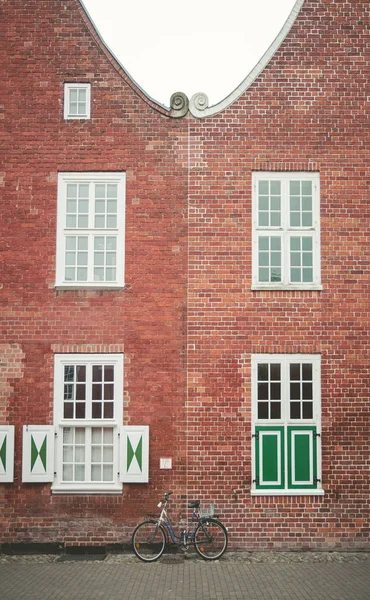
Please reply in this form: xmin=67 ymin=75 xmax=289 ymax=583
xmin=132 ymin=520 xmax=166 ymax=562
xmin=194 ymin=518 xmax=228 ymax=560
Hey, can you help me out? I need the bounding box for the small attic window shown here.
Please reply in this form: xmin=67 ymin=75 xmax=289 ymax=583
xmin=64 ymin=83 xmax=91 ymax=119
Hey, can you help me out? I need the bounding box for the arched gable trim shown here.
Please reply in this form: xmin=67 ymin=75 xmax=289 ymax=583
xmin=78 ymin=0 xmax=171 ymax=116
xmin=189 ymin=0 xmax=305 ymax=118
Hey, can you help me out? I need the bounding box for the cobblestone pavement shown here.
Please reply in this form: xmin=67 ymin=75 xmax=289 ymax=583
xmin=1 ymin=552 xmax=369 ymax=600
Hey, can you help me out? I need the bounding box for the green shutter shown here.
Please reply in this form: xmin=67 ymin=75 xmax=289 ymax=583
xmin=288 ymin=426 xmax=318 ymax=489
xmin=254 ymin=427 xmax=284 ymax=489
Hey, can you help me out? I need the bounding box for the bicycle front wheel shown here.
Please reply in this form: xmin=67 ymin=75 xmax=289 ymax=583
xmin=194 ymin=518 xmax=228 ymax=560
xmin=132 ymin=520 xmax=166 ymax=562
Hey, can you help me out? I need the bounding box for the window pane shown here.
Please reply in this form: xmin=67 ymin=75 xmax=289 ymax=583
xmin=103 ymin=446 xmax=113 ymax=462
xmin=290 ymin=402 xmax=301 ymax=419
xmin=75 ymin=465 xmax=85 ymax=481
xmin=271 ymin=269 xmax=281 ymax=282
xmin=302 ymin=212 xmax=312 ymax=227
xmin=259 ymin=181 xmax=269 ymax=194
xmin=258 ymin=364 xmax=268 ymax=380
xmin=290 ymin=383 xmax=301 ymax=400
xmin=77 ymin=267 xmax=88 ymax=281
xmin=270 ymin=382 xmax=281 ymax=400
xmin=259 ymin=268 xmax=269 ymax=282
xmin=94 ymin=252 xmax=104 ymax=266
xmin=92 ymin=429 xmax=102 ymax=443
xmin=258 ymin=402 xmax=269 ymax=419
xmin=104 ymin=403 xmax=114 ymax=418
xmin=75 ymin=446 xmax=85 ymax=463
xmin=64 ymin=403 xmax=73 ymax=418
xmin=303 ymin=402 xmax=313 ymax=419
xmin=92 ymin=446 xmax=101 ymax=462
xmin=290 ymin=364 xmax=300 ymax=380
xmin=78 ymin=237 xmax=88 ymax=250
xmin=64 ymin=384 xmax=73 ymax=400
xmin=270 ymin=402 xmax=281 ymax=419
xmin=104 ymin=384 xmax=114 ymax=400
xmin=76 ymin=384 xmax=85 ymax=400
xmin=107 ymin=184 xmax=117 ymax=198
xmin=290 ymin=181 xmax=300 ymax=195
xmin=93 ymin=366 xmax=103 ymax=382
xmin=92 ymin=403 xmax=102 ymax=418
xmin=63 ymin=446 xmax=73 ymax=462
xmin=105 ymin=268 xmax=116 ymax=281
xmin=302 ymin=237 xmax=312 ymax=251
xmin=95 ymin=184 xmax=105 ymax=199
xmin=103 ymin=428 xmax=113 ymax=442
xmin=104 ymin=366 xmax=114 ymax=381
xmin=75 ymin=403 xmax=86 ymax=419
xmin=270 ymin=364 xmax=280 ymax=380
xmin=258 ymin=237 xmax=269 ymax=251
xmin=259 ymin=213 xmax=269 ymax=227
xmin=107 ymin=215 xmax=117 ymax=228
xmin=302 ymin=181 xmax=312 ymax=195
xmin=95 ymin=215 xmax=105 ymax=228
xmin=302 ymin=364 xmax=312 ymax=380
xmin=270 ymin=181 xmax=280 ymax=195
xmin=63 ymin=427 xmax=73 ymax=443
xmin=303 ymin=382 xmax=313 ymax=399
xmin=63 ymin=465 xmax=73 ymax=480
xmin=270 ymin=212 xmax=280 ymax=227
xmin=258 ymin=382 xmax=268 ymax=400
xmin=92 ymin=384 xmax=102 ymax=400
xmin=303 ymin=268 xmax=313 ymax=282
xmin=76 ymin=366 xmax=86 ymax=381
xmin=91 ymin=465 xmax=101 ymax=481
xmin=290 ymin=213 xmax=300 ymax=227
xmin=103 ymin=465 xmax=113 ymax=481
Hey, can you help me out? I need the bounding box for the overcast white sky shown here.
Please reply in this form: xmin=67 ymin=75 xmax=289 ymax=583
xmin=82 ymin=0 xmax=298 ymax=107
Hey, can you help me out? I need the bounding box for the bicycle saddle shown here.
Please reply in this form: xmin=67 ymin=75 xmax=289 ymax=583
xmin=188 ymin=500 xmax=200 ymax=509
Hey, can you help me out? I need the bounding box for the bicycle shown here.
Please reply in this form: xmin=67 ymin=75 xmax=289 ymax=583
xmin=132 ymin=491 xmax=228 ymax=562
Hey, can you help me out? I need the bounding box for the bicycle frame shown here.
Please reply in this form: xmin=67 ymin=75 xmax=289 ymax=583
xmin=156 ymin=498 xmax=205 ymax=548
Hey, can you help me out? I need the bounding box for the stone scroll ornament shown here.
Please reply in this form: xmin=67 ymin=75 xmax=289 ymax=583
xmin=170 ymin=92 xmax=189 ymax=118
xmin=191 ymin=93 xmax=209 ymax=112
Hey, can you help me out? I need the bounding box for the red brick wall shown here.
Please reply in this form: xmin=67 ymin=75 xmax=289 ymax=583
xmin=187 ymin=0 xmax=369 ymax=549
xmin=1 ymin=0 xmax=188 ymax=545
xmin=1 ymin=0 xmax=369 ymax=551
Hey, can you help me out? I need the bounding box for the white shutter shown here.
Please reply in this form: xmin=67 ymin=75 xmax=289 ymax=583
xmin=22 ymin=425 xmax=54 ymax=482
xmin=0 ymin=425 xmax=15 ymax=483
xmin=120 ymin=426 xmax=149 ymax=483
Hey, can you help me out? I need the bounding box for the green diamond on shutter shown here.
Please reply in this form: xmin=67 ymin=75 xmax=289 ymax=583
xmin=127 ymin=435 xmax=142 ymax=472
xmin=30 ymin=434 xmax=47 ymax=472
xmin=0 ymin=435 xmax=6 ymax=470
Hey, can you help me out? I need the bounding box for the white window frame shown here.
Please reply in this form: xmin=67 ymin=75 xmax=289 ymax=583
xmin=251 ymin=354 xmax=323 ymax=496
xmin=56 ymin=172 xmax=125 ymax=289
xmin=252 ymin=172 xmax=321 ymax=290
xmin=64 ymin=83 xmax=91 ymax=119
xmin=52 ymin=353 xmax=124 ymax=494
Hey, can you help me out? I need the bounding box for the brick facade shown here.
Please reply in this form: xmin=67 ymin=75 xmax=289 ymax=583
xmin=1 ymin=0 xmax=369 ymax=550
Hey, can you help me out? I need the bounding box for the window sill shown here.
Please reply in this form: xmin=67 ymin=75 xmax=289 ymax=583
xmin=55 ymin=285 xmax=126 ymax=291
xmin=251 ymin=489 xmax=325 ymax=497
xmin=52 ymin=484 xmax=123 ymax=495
xmin=251 ymin=285 xmax=323 ymax=291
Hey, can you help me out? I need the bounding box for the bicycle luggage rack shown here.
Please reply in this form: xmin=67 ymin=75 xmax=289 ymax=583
xmin=199 ymin=503 xmax=215 ymax=518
